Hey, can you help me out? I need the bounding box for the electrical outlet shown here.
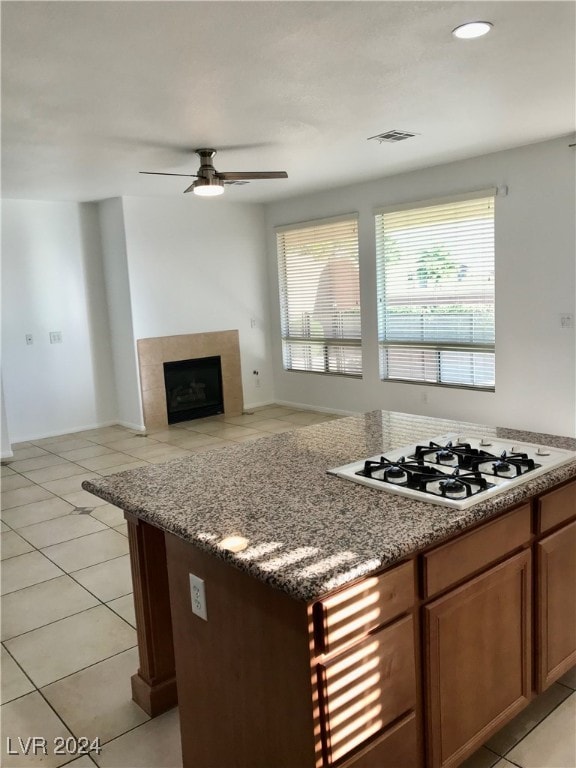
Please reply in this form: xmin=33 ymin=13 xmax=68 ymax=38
xmin=25 ymin=334 xmax=33 ymax=345
xmin=189 ymin=573 xmax=208 ymax=621
xmin=250 ymin=317 xmax=257 ymax=328
xmin=560 ymin=313 xmax=574 ymax=329
xmin=49 ymin=331 xmax=63 ymax=344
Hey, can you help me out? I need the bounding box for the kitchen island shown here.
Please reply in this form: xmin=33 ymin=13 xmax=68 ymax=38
xmin=83 ymin=410 xmax=576 ymax=768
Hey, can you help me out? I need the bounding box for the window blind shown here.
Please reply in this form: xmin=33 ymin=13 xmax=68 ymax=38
xmin=375 ymin=193 xmax=495 ymax=389
xmin=276 ymin=215 xmax=362 ymax=376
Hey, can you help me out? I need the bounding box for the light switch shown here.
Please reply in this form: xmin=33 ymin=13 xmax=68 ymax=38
xmin=25 ymin=334 xmax=33 ymax=345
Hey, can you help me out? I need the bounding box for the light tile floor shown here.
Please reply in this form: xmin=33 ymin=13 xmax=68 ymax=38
xmin=0 ymin=404 xmax=575 ymax=768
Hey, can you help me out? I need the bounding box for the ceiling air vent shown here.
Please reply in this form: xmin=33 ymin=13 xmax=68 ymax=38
xmin=368 ymin=130 xmax=418 ymax=143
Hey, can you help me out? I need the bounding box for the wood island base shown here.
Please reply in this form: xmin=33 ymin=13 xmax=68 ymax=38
xmin=125 ymin=513 xmax=178 ymax=716
xmin=124 ymin=476 xmax=576 ymax=767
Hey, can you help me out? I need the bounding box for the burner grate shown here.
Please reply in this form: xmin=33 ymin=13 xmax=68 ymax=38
xmin=472 ymin=451 xmax=540 ymax=477
xmin=357 ymin=458 xmax=495 ymax=498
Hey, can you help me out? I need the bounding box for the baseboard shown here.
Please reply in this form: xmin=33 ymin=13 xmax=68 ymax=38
xmin=273 ymin=400 xmax=358 ymax=416
xmin=242 ymin=399 xmax=275 ymax=411
xmin=10 ymin=419 xmax=130 ymax=444
xmin=1 ymin=450 xmax=14 ymax=460
xmin=117 ymin=420 xmax=146 ymax=432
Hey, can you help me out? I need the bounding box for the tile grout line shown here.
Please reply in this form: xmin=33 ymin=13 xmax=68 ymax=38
xmin=5 ymin=410 xmax=366 ymax=762
xmin=2 ymin=588 xmax=135 ymax=642
xmin=5 ymin=517 xmax=123 ymax=545
xmin=3 ymin=642 xmax=145 ymax=763
xmin=34 ymin=642 xmax=139 ymax=696
xmin=499 ymin=688 xmax=576 ymax=763
xmin=556 ymin=679 xmax=576 ymax=692
xmin=1 ymin=640 xmax=38 ymax=700
xmin=2 ymin=569 xmax=69 ymax=598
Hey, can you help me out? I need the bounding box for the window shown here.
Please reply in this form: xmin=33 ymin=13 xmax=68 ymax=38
xmin=277 ymin=215 xmax=361 ymax=376
xmin=375 ymin=191 xmax=495 ymax=389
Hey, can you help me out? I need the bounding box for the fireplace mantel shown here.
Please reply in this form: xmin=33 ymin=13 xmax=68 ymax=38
xmin=137 ymin=331 xmax=243 ymax=431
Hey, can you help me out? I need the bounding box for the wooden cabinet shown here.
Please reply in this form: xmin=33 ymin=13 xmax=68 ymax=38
xmin=424 ymin=549 xmax=532 ymax=768
xmin=339 ymin=713 xmax=419 ymax=768
xmin=422 ymin=504 xmax=530 ymax=598
xmin=314 ymin=561 xmax=414 ymax=655
xmin=146 ymin=481 xmax=575 ymax=768
xmin=537 ymin=480 xmax=576 ymax=533
xmin=536 ymin=520 xmax=576 ymax=691
xmin=535 ymin=480 xmax=576 ymax=693
xmin=317 ymin=616 xmax=416 ymax=764
xmin=313 ymin=561 xmax=418 ymax=767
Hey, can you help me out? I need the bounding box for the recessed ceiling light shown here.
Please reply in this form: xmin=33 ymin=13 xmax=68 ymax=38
xmin=452 ymin=21 xmax=493 ymax=39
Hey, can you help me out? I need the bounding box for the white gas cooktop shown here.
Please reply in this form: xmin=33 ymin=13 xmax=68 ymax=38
xmin=328 ymin=433 xmax=576 ymax=509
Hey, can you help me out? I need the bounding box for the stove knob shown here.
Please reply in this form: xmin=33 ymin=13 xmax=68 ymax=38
xmin=480 ymin=438 xmax=493 ymax=447
xmin=536 ymin=446 xmax=551 ymax=456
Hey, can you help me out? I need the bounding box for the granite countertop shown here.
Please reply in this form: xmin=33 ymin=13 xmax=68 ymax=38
xmin=83 ymin=410 xmax=576 ymax=602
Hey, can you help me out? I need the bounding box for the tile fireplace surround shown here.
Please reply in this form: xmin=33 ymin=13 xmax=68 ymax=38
xmin=136 ymin=331 xmax=244 ymax=431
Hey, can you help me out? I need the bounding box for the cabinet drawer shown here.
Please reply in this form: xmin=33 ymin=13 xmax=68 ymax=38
xmin=340 ymin=712 xmax=418 ymax=768
xmin=423 ymin=504 xmax=531 ymax=598
xmin=318 ymin=615 xmax=416 ymax=765
xmin=538 ymin=481 xmax=576 ymax=534
xmin=314 ymin=560 xmax=413 ymax=655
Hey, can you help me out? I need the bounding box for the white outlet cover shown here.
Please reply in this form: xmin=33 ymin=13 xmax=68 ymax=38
xmin=189 ymin=573 xmax=208 ymax=621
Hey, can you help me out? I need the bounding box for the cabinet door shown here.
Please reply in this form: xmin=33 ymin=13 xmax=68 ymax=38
xmin=424 ymin=550 xmax=531 ymax=768
xmin=536 ymin=520 xmax=576 ymax=691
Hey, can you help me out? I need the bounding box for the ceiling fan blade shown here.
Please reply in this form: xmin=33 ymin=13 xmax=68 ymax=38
xmin=216 ymin=171 xmax=288 ymax=181
xmin=139 ymin=171 xmax=198 ymax=177
xmin=224 ymin=180 xmax=250 ymax=186
xmin=183 ymin=182 xmax=196 ymax=194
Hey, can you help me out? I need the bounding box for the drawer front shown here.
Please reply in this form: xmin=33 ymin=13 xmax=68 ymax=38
xmin=318 ymin=615 xmax=416 ymax=765
xmin=340 ymin=712 xmax=419 ymax=768
xmin=315 ymin=560 xmax=414 ymax=655
xmin=423 ymin=504 xmax=531 ymax=598
xmin=538 ymin=481 xmax=576 ymax=534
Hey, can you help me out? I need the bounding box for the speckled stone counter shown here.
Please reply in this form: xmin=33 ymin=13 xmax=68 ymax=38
xmin=83 ymin=410 xmax=576 ymax=602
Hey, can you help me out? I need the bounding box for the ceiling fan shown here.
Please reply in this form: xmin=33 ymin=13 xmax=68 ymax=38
xmin=140 ymin=148 xmax=288 ymax=196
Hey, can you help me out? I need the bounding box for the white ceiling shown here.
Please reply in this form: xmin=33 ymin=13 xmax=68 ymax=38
xmin=2 ymin=1 xmax=575 ymax=204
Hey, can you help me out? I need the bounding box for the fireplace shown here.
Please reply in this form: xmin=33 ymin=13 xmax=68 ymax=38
xmin=137 ymin=331 xmax=243 ymax=431
xmin=163 ymin=356 xmax=224 ymax=424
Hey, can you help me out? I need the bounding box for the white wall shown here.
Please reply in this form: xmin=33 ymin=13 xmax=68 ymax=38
xmin=121 ymin=196 xmax=273 ymax=408
xmin=97 ymin=199 xmax=142 ymax=429
xmin=1 ymin=200 xmax=117 ymax=442
xmin=265 ymin=137 xmax=576 ymax=437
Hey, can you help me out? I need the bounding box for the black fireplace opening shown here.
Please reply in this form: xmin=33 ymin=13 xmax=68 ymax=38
xmin=163 ymin=356 xmax=224 ymax=424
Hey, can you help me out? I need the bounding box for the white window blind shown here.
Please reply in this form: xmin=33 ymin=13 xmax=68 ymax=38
xmin=375 ymin=192 xmax=495 ymax=389
xmin=277 ymin=215 xmax=362 ymax=376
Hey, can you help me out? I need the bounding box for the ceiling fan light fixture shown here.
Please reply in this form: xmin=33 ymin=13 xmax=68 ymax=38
xmin=193 ymin=178 xmax=225 ymax=196
xmin=452 ymin=21 xmax=493 ymax=39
